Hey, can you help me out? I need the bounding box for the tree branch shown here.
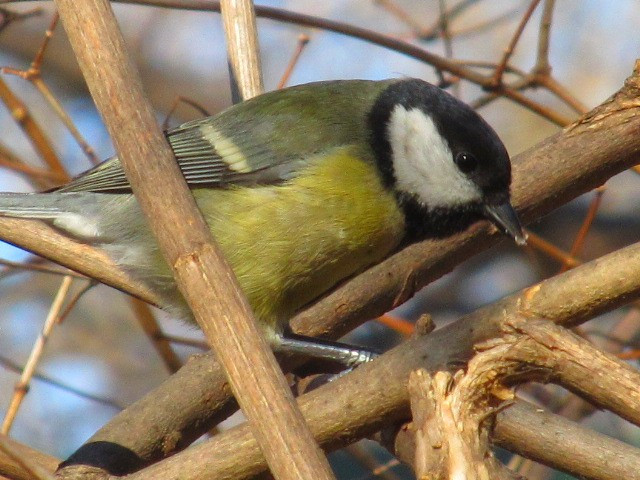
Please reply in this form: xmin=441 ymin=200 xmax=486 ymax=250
xmin=51 ymin=1 xmax=334 ymax=480
xmin=116 ymin=238 xmax=640 ymax=480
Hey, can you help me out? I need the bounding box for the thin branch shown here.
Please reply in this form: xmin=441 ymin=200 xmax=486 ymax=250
xmin=220 ymin=0 xmax=263 ymax=102
xmin=0 ymin=353 xmax=124 ymax=410
xmin=0 ymin=77 xmax=63 ymax=176
xmin=343 ymin=443 xmax=403 ymax=480
xmin=161 ymin=96 xmax=210 ymax=130
xmin=494 ymin=401 xmax=640 ymax=480
xmin=492 ymin=0 xmax=542 ymax=86
xmin=1 ymin=275 xmax=73 ymax=434
xmin=559 ymin=187 xmax=604 ymax=272
xmin=525 ymin=231 xmax=581 ymax=268
xmin=0 ymin=256 xmax=87 ymax=279
xmin=277 ymin=33 xmax=310 ymax=89
xmin=533 ymin=0 xmax=555 ymax=76
xmin=1 ymin=12 xmax=99 ymax=167
xmin=0 ymin=143 xmax=66 ymax=189
xmin=0 ymin=5 xmax=42 ymax=33
xmin=130 ymin=298 xmax=182 ymax=373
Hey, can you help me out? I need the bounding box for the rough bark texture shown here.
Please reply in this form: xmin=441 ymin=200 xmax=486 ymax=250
xmin=52 ymin=1 xmax=335 ymax=479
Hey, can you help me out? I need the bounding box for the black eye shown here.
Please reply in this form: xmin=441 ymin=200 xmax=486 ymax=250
xmin=455 ymin=153 xmax=478 ymax=173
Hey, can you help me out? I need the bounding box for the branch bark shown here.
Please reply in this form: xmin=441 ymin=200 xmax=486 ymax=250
xmin=115 ymin=238 xmax=640 ymax=480
xmin=392 ymin=400 xmax=640 ymax=480
xmin=51 ymin=1 xmax=334 ymax=480
xmin=397 ymin=316 xmax=640 ymax=480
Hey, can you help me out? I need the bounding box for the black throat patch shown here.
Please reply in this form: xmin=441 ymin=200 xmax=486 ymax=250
xmin=399 ymin=193 xmax=484 ymax=242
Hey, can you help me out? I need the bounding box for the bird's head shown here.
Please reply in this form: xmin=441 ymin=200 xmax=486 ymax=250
xmin=368 ymin=78 xmax=526 ymax=245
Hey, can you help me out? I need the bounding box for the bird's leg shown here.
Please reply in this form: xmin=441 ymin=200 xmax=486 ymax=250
xmin=273 ymin=332 xmax=379 ymax=369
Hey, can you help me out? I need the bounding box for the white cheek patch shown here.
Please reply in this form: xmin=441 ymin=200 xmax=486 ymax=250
xmin=387 ymin=105 xmax=481 ymax=208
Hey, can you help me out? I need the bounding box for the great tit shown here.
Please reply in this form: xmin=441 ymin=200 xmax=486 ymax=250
xmin=0 ymin=79 xmax=525 ymax=366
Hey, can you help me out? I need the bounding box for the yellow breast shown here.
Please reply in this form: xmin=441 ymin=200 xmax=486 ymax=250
xmin=194 ymin=147 xmax=406 ymax=331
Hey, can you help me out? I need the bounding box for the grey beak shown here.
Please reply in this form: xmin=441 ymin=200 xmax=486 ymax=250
xmin=483 ymin=202 xmax=527 ymax=246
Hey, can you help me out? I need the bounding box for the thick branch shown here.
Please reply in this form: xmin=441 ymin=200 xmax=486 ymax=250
xmin=494 ymin=402 xmax=640 ymax=480
xmin=0 ymin=435 xmax=58 ymax=480
xmin=392 ymin=400 xmax=640 ymax=480
xmin=52 ymin=1 xmax=333 ymax=480
xmin=121 ymin=238 xmax=640 ymax=480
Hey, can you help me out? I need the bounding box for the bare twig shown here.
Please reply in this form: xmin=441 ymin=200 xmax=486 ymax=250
xmin=0 ymin=5 xmax=41 ymax=33
xmin=492 ymin=0 xmax=542 ymax=86
xmin=130 ymin=298 xmax=183 ymax=373
xmin=525 ymin=231 xmax=581 ymax=268
xmin=0 ymin=256 xmax=87 ymax=279
xmin=220 ymin=0 xmax=263 ymax=102
xmin=161 ymin=96 xmax=210 ymax=130
xmin=533 ymin=0 xmax=555 ymax=76
xmin=495 ymin=401 xmax=640 ymax=480
xmin=1 ymin=275 xmax=73 ymax=433
xmin=277 ymin=33 xmax=310 ymax=89
xmin=0 ymin=77 xmax=63 ymax=176
xmin=2 ymin=12 xmax=99 ymax=167
xmin=0 ymin=353 xmax=123 ymax=410
xmin=559 ymin=186 xmax=605 ymax=272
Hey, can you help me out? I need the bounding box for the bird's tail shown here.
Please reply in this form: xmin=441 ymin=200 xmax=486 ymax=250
xmin=0 ymin=192 xmax=103 ymax=240
xmin=0 ymin=192 xmax=67 ymax=219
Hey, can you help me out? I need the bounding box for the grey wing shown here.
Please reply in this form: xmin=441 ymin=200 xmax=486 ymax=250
xmin=54 ymin=118 xmax=304 ymax=194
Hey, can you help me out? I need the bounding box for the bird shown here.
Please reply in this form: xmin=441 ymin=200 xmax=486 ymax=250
xmin=0 ymin=78 xmax=525 ymax=367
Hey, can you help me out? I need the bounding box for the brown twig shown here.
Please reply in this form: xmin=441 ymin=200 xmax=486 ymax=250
xmin=277 ymin=33 xmax=309 ymax=89
xmin=376 ymin=314 xmax=414 ymax=337
xmin=0 ymin=76 xmax=63 ymax=177
xmin=0 ymin=144 xmax=66 ymax=188
xmin=25 ymin=0 xmax=576 ymax=125
xmin=1 ymin=275 xmax=72 ymax=434
xmin=492 ymin=0 xmax=542 ymax=86
xmin=220 ymin=0 xmax=263 ymax=102
xmin=0 ymin=434 xmax=58 ymax=480
xmin=0 ymin=256 xmax=87 ymax=279
xmin=156 ymin=332 xmax=208 ymax=350
xmin=374 ymin=0 xmax=429 ymax=39
xmin=343 ymin=443 xmax=403 ymax=480
xmin=130 ymin=298 xmax=183 ymax=373
xmin=524 ymin=231 xmax=581 ymax=268
xmin=0 ymin=5 xmax=41 ymax=33
xmin=559 ymin=186 xmax=605 ymax=272
xmin=533 ymin=0 xmax=554 ymax=76
xmin=494 ymin=401 xmax=640 ymax=480
xmin=0 ymin=353 xmax=124 ymax=410
xmin=2 ymin=12 xmax=99 ymax=167
xmin=161 ymin=96 xmax=210 ymax=130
